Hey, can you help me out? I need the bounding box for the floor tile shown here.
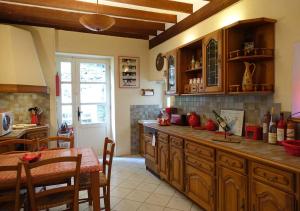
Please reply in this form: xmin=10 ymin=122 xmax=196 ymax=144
xmin=118 ymin=179 xmax=143 ymax=189
xmin=154 ymin=183 xmax=176 ymax=196
xmin=136 ymin=182 xmax=159 ymax=193
xmin=111 ymin=187 xmax=134 ymax=198
xmin=166 ymin=196 xmax=192 ymax=211
xmin=137 ymin=203 xmax=164 ymax=211
xmin=145 ymin=193 xmax=172 ymax=206
xmin=111 ymin=196 xmax=123 ymax=208
xmin=113 ymin=199 xmax=142 ymax=211
xmin=125 ymin=189 xmax=151 ymax=202
xmin=191 ymin=203 xmax=205 ymax=211
xmin=163 ymin=208 xmax=182 ymax=211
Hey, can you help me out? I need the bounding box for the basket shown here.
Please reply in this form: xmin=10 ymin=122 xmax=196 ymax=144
xmin=282 ymin=140 xmax=300 ymax=156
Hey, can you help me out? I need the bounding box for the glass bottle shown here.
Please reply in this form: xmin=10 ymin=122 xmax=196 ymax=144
xmin=262 ymin=111 xmax=271 ymax=142
xmin=286 ymin=120 xmax=295 ymax=140
xmin=277 ymin=112 xmax=286 ymax=145
xmin=268 ymin=108 xmax=277 ymax=144
xmin=212 ymin=110 xmax=230 ymax=132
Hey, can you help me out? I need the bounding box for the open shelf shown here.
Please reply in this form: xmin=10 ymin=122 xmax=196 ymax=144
xmin=185 ymin=67 xmax=202 ymax=73
xmin=228 ymin=55 xmax=273 ymax=62
xmin=227 ymin=91 xmax=273 ymax=95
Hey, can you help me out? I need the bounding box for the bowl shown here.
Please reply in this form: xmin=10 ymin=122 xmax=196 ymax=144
xmin=282 ymin=140 xmax=300 ymax=156
xmin=20 ymin=153 xmax=42 ymax=163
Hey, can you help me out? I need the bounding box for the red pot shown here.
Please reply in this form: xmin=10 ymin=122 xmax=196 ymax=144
xmin=205 ymin=119 xmax=217 ymax=131
xmin=188 ymin=112 xmax=200 ymax=127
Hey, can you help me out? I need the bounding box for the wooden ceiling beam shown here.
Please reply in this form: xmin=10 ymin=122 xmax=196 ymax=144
xmin=105 ymin=0 xmax=193 ymax=14
xmin=2 ymin=0 xmax=177 ymax=23
xmin=149 ymin=0 xmax=241 ymax=49
xmin=0 ymin=2 xmax=154 ymax=39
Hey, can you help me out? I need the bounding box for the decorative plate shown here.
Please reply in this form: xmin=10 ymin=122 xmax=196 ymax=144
xmin=156 ymin=53 xmax=164 ymax=71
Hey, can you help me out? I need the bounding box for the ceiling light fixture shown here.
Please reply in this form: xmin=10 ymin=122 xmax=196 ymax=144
xmin=79 ymin=0 xmax=115 ymax=32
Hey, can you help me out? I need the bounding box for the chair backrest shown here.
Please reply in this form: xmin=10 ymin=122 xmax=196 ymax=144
xmin=0 ymin=162 xmax=22 ymax=211
xmin=0 ymin=139 xmax=37 ymax=154
xmin=102 ymin=137 xmax=115 ymax=185
xmin=38 ymin=135 xmax=74 ymax=151
xmin=23 ymin=154 xmax=82 ymax=211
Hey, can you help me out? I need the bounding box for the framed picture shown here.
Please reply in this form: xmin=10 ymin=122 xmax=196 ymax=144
xmin=119 ymin=56 xmax=140 ymax=88
xmin=219 ymin=109 xmax=245 ymax=136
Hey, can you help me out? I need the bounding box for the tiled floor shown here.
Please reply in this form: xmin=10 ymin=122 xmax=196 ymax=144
xmin=54 ymin=156 xmax=205 ymax=211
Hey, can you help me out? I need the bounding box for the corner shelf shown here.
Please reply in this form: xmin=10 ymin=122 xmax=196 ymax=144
xmin=185 ymin=68 xmax=202 ymax=73
xmin=228 ymin=55 xmax=274 ymax=62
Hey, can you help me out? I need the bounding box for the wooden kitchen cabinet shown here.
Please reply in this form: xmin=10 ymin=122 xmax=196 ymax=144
xmin=158 ymin=132 xmax=169 ymax=181
xmin=144 ymin=133 xmax=158 ymax=174
xmin=218 ymin=166 xmax=247 ymax=211
xmin=203 ymin=29 xmax=224 ymax=93
xmin=170 ymin=136 xmax=184 ymax=191
xmin=251 ymin=180 xmax=294 ymax=211
xmin=165 ymin=49 xmax=179 ymax=95
xmin=185 ymin=164 xmax=215 ymax=211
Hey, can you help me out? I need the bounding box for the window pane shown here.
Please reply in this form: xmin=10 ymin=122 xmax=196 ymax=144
xmin=80 ymin=63 xmax=106 ymax=82
xmin=80 ymin=104 xmax=105 ymax=124
xmin=61 ymin=62 xmax=72 ymax=82
xmin=62 ymin=105 xmax=72 ymax=125
xmin=80 ymin=84 xmax=106 ymax=103
xmin=61 ymin=84 xmax=72 ymax=104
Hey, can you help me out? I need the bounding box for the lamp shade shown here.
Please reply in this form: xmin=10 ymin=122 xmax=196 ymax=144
xmin=79 ymin=14 xmax=116 ymax=32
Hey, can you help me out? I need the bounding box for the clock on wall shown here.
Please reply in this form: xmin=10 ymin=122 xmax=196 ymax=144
xmin=156 ymin=53 xmax=165 ymax=71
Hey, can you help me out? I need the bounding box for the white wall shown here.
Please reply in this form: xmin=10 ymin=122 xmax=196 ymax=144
xmin=149 ymin=0 xmax=300 ymax=111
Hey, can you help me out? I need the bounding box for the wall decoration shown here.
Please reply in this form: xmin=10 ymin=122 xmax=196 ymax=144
xmin=219 ymin=109 xmax=245 ymax=136
xmin=119 ymin=56 xmax=140 ymax=88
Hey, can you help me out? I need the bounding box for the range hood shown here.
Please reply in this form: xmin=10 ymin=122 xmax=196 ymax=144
xmin=0 ymin=24 xmax=47 ymax=93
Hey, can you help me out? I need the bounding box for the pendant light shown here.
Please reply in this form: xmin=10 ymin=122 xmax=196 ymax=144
xmin=79 ymin=0 xmax=115 ymax=32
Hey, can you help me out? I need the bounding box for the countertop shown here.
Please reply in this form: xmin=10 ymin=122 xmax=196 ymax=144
xmin=0 ymin=125 xmax=49 ymax=140
xmin=143 ymin=123 xmax=300 ymax=173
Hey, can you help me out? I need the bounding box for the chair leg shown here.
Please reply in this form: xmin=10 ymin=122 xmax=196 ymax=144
xmin=87 ymin=188 xmax=93 ymax=206
xmin=103 ymin=186 xmax=110 ymax=211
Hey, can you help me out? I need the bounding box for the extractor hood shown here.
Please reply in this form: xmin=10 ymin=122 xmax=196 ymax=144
xmin=0 ymin=24 xmax=47 ymax=93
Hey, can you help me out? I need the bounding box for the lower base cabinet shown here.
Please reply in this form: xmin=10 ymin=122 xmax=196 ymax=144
xmin=218 ymin=166 xmax=247 ymax=211
xmin=170 ymin=145 xmax=184 ymax=191
xmin=251 ymin=180 xmax=294 ymax=211
xmin=185 ymin=164 xmax=215 ymax=211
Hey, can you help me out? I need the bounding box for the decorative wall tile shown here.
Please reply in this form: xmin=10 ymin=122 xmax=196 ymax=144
xmin=0 ymin=93 xmax=50 ymax=125
xmin=130 ymin=105 xmax=160 ymax=154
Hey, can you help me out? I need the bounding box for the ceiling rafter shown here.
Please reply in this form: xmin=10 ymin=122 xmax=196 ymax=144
xmin=104 ymin=0 xmax=193 ymax=14
xmin=2 ymin=0 xmax=177 ymax=23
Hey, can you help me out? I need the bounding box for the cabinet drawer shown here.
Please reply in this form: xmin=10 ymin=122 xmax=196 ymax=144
xmin=251 ymin=162 xmax=295 ymax=193
xmin=144 ymin=134 xmax=152 ymax=142
xmin=186 ymin=154 xmax=214 ymax=175
xmin=185 ymin=141 xmax=215 ymax=162
xmin=217 ymin=151 xmax=246 ymax=174
xmin=158 ymin=132 xmax=168 ymax=144
xmin=170 ymin=136 xmax=183 ymax=148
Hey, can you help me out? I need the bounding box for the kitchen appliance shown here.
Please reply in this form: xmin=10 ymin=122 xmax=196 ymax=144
xmin=0 ymin=111 xmax=13 ymax=136
xmin=245 ymin=125 xmax=262 ymax=140
xmin=171 ymin=114 xmax=188 ymax=126
xmin=187 ymin=112 xmax=200 ymax=127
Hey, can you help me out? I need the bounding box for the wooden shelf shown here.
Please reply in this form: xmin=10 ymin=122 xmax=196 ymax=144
xmin=185 ymin=67 xmax=202 ymax=73
xmin=228 ymin=55 xmax=273 ymax=62
xmin=227 ymin=91 xmax=273 ymax=95
xmin=0 ymin=84 xmax=48 ymax=94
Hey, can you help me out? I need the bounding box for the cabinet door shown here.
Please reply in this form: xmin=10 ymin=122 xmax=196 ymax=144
xmin=185 ymin=164 xmax=215 ymax=211
xmin=251 ymin=180 xmax=294 ymax=211
xmin=144 ymin=135 xmax=157 ymax=163
xmin=218 ymin=166 xmax=247 ymax=211
xmin=166 ymin=50 xmax=178 ymax=95
xmin=203 ymin=30 xmax=223 ymax=93
xmin=158 ymin=141 xmax=169 ymax=181
xmin=170 ymin=146 xmax=184 ymax=191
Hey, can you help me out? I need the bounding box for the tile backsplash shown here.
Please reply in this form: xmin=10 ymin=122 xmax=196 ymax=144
xmin=0 ymin=93 xmax=50 ymax=124
xmin=174 ymin=95 xmax=280 ymax=125
xmin=130 ymin=105 xmax=160 ymax=154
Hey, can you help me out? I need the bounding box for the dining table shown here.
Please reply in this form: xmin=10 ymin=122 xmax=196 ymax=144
xmin=0 ymin=147 xmax=102 ymax=211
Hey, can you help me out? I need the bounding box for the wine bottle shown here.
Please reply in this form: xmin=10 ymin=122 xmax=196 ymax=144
xmin=268 ymin=108 xmax=277 ymax=144
xmin=286 ymin=120 xmax=295 ymax=140
xmin=262 ymin=111 xmax=271 ymax=142
xmin=277 ymin=112 xmax=286 ymax=145
xmin=212 ymin=110 xmax=230 ymax=132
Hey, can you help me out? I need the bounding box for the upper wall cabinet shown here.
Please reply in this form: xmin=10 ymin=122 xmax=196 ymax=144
xmin=224 ymin=18 xmax=276 ymax=94
xmin=165 ymin=49 xmax=179 ymax=95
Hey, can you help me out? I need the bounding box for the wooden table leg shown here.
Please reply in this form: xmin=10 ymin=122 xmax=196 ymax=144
xmin=91 ymin=171 xmax=100 ymax=211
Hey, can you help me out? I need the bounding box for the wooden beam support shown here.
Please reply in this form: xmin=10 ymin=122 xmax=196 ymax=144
xmin=0 ymin=84 xmax=48 ymax=93
xmin=3 ymin=0 xmax=177 ymax=23
xmin=149 ymin=0 xmax=241 ymax=49
xmin=105 ymin=0 xmax=193 ymax=14
xmin=0 ymin=2 xmax=165 ymax=39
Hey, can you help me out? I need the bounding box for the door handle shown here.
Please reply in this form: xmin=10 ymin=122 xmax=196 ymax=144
xmin=77 ymin=107 xmax=82 ymax=121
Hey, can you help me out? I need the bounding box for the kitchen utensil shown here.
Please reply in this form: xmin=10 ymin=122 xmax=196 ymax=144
xmin=205 ymin=119 xmax=217 ymax=131
xmin=245 ymin=125 xmax=262 ymax=140
xmin=187 ymin=112 xmax=200 ymax=127
xmin=242 ymin=62 xmax=256 ymax=91
xmin=282 ymin=140 xmax=300 ymax=156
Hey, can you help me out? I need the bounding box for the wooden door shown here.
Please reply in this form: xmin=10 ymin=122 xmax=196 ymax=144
xmin=251 ymin=180 xmax=294 ymax=211
xmin=170 ymin=145 xmax=184 ymax=191
xmin=203 ymin=29 xmax=223 ymax=93
xmin=218 ymin=166 xmax=247 ymax=211
xmin=144 ymin=135 xmax=157 ymax=163
xmin=185 ymin=164 xmax=215 ymax=211
xmin=158 ymin=141 xmax=169 ymax=181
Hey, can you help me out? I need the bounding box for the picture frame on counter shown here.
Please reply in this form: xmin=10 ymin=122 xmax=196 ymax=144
xmin=219 ymin=109 xmax=245 ymax=136
xmin=119 ymin=56 xmax=140 ymax=88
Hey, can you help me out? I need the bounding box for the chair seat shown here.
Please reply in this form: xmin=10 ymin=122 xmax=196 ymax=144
xmin=36 ymin=191 xmax=74 ymax=210
xmin=79 ymin=172 xmax=107 ymax=190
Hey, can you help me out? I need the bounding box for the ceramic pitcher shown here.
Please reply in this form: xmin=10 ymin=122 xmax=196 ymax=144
xmin=242 ymin=62 xmax=256 ymax=91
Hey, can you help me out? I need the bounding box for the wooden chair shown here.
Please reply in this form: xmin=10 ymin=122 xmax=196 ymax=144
xmin=37 ymin=135 xmax=74 ymax=151
xmin=0 ymin=139 xmax=37 ymax=154
xmin=79 ymin=137 xmax=115 ymax=211
xmin=0 ymin=163 xmax=22 ymax=211
xmin=23 ymin=154 xmax=82 ymax=211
